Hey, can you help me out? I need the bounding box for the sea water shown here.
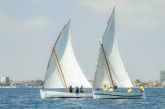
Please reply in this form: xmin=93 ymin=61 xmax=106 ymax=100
xmin=0 ymin=88 xmax=164 ymax=109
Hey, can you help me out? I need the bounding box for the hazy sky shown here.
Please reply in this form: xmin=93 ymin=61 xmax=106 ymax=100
xmin=0 ymin=0 xmax=165 ymax=81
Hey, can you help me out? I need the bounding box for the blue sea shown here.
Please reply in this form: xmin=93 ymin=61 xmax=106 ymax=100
xmin=0 ymin=88 xmax=164 ymax=109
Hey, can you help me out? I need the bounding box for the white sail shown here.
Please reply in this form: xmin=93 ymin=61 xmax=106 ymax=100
xmin=110 ymin=38 xmax=133 ymax=87
xmin=94 ymin=46 xmax=113 ymax=88
xmin=95 ymin=6 xmax=133 ymax=88
xmin=44 ymin=20 xmax=91 ymax=88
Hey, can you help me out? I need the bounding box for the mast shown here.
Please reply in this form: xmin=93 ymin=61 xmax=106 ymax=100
xmin=53 ymin=48 xmax=68 ymax=90
xmin=101 ymin=43 xmax=115 ymax=88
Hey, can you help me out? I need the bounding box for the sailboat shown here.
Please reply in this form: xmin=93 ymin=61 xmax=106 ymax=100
xmin=92 ymin=5 xmax=145 ymax=99
xmin=40 ymin=19 xmax=92 ymax=98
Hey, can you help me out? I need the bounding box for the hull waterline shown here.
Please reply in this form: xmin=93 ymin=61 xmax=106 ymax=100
xmin=40 ymin=89 xmax=93 ymax=99
xmin=93 ymin=90 xmax=145 ymax=99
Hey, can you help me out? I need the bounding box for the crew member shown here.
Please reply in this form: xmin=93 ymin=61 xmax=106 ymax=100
xmin=102 ymin=85 xmax=108 ymax=91
xmin=69 ymin=85 xmax=73 ymax=93
xmin=80 ymin=85 xmax=84 ymax=93
xmin=139 ymin=85 xmax=145 ymax=92
xmin=127 ymin=87 xmax=133 ymax=93
xmin=75 ymin=86 xmax=79 ymax=93
xmin=108 ymin=87 xmax=114 ymax=92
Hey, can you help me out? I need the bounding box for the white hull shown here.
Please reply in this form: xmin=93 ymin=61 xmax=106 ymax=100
xmin=40 ymin=89 xmax=92 ymax=99
xmin=93 ymin=90 xmax=145 ymax=99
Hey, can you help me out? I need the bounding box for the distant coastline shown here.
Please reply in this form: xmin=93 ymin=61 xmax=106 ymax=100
xmin=0 ymin=80 xmax=43 ymax=89
xmin=0 ymin=79 xmax=164 ymax=88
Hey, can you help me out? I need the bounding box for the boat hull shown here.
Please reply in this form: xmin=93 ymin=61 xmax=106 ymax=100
xmin=40 ymin=89 xmax=92 ymax=99
xmin=93 ymin=90 xmax=145 ymax=99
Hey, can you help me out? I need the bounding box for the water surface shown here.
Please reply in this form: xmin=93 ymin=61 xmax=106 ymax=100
xmin=0 ymin=88 xmax=164 ymax=109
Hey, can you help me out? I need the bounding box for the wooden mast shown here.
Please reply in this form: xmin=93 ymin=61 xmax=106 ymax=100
xmin=101 ymin=43 xmax=115 ymax=88
xmin=53 ymin=48 xmax=68 ymax=90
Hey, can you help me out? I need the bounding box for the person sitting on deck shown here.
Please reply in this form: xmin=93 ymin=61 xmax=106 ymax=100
xmin=69 ymin=85 xmax=73 ymax=93
xmin=127 ymin=87 xmax=133 ymax=93
xmin=80 ymin=85 xmax=84 ymax=93
xmin=112 ymin=81 xmax=118 ymax=91
xmin=102 ymin=85 xmax=108 ymax=91
xmin=114 ymin=85 xmax=118 ymax=90
xmin=139 ymin=85 xmax=145 ymax=93
xmin=108 ymin=87 xmax=114 ymax=92
xmin=75 ymin=86 xmax=79 ymax=93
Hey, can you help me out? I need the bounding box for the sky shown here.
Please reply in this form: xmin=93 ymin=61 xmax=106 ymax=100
xmin=0 ymin=0 xmax=165 ymax=81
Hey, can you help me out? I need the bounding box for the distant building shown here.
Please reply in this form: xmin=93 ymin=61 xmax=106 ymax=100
xmin=160 ymin=71 xmax=165 ymax=87
xmin=1 ymin=76 xmax=10 ymax=84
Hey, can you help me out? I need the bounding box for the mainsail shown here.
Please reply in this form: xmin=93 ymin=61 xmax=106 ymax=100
xmin=43 ymin=19 xmax=91 ymax=89
xmin=94 ymin=6 xmax=133 ymax=88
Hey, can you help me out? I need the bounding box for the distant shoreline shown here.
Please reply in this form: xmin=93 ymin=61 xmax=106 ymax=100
xmin=0 ymin=87 xmax=164 ymax=89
